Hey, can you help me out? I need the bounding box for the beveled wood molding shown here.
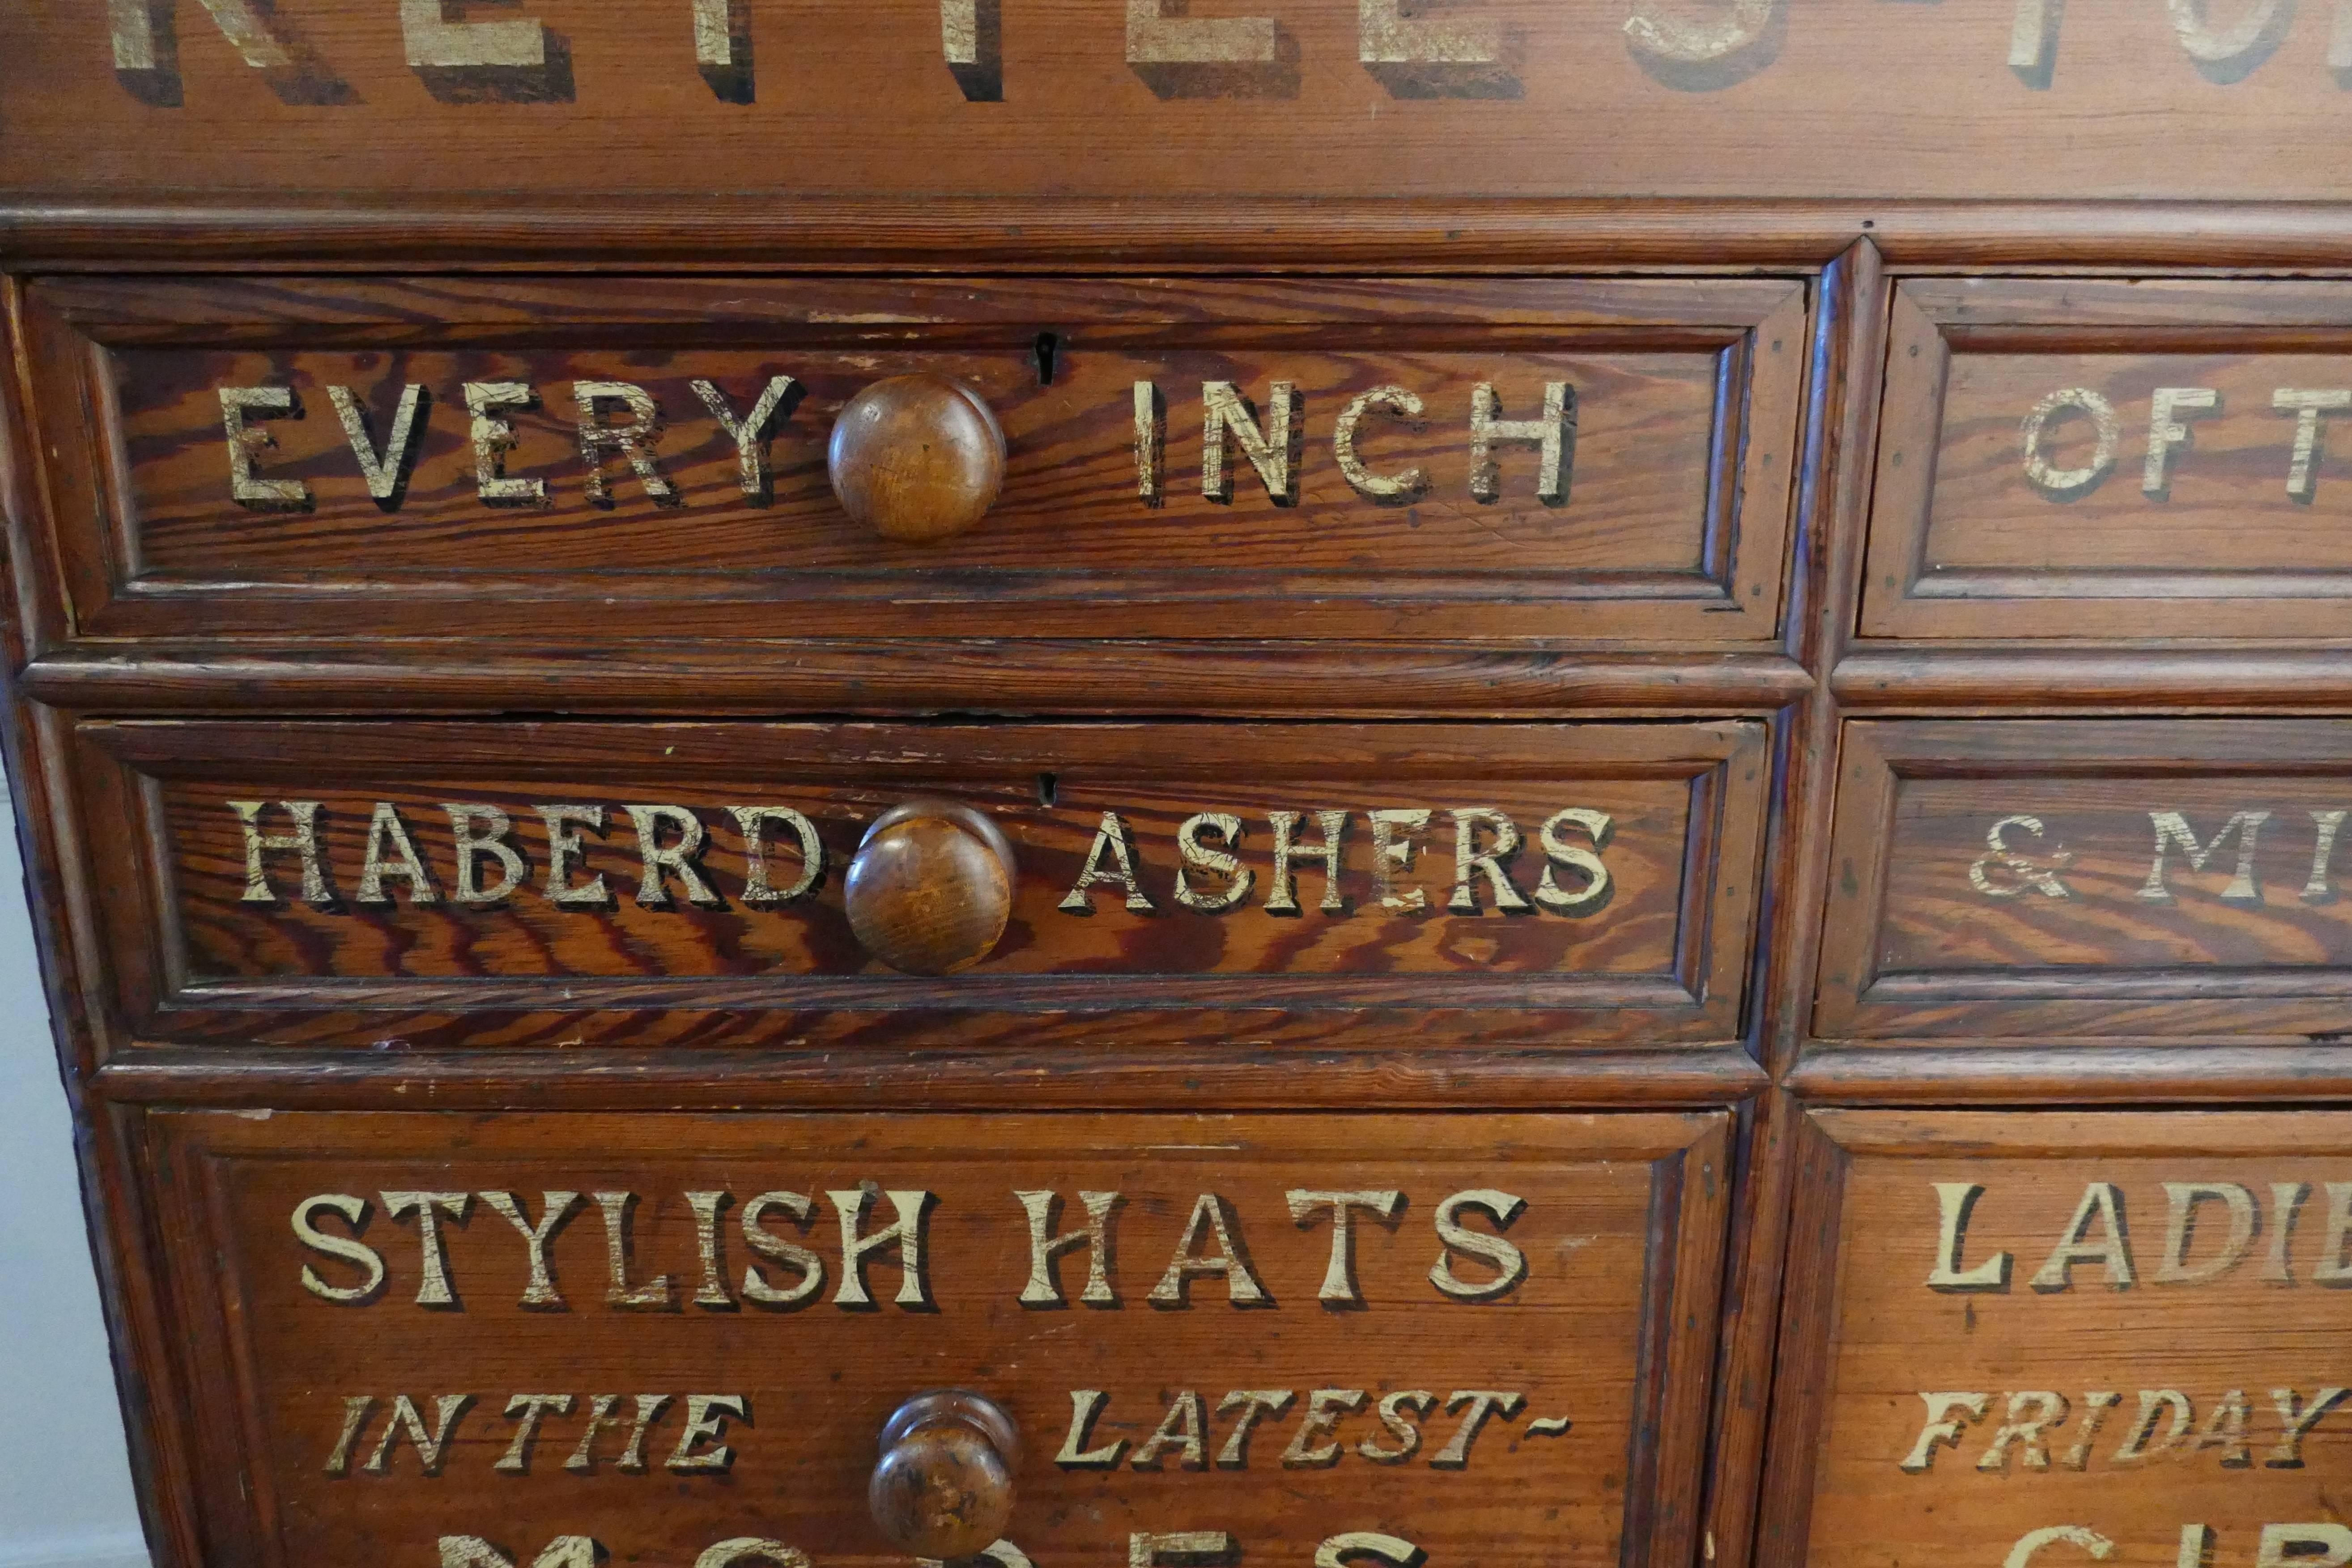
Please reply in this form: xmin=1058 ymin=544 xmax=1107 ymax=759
xmin=1832 ymin=646 xmax=2352 ymax=711
xmin=20 ymin=644 xmax=1816 ymax=716
xmin=13 ymin=197 xmax=2352 ymax=270
xmin=90 ymin=1044 xmax=1772 ymax=1111
xmin=1791 ymin=1042 xmax=2352 ymax=1103
xmin=1692 ymin=238 xmax=1888 ymax=1568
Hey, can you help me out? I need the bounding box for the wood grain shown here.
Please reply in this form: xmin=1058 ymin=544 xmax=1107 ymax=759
xmin=21 ymin=199 xmax=2352 ymax=272
xmin=866 ymin=1391 xmax=1021 ymax=1560
xmin=14 ymin=645 xmax=1816 ymax=719
xmin=137 ymin=1109 xmax=1731 ymax=1568
xmin=842 ymin=803 xmax=1020 ymax=977
xmin=826 ymin=374 xmax=1008 ymax=545
xmin=1764 ymin=1110 xmax=2352 ymax=1568
xmin=1817 ymin=719 xmax=2352 ymax=1041
xmin=1697 ymin=236 xmax=1888 ymax=1565
xmin=21 ymin=29 xmax=2352 ymax=1568
xmin=1793 ymin=1042 xmax=2352 ymax=1103
xmin=17 ymin=274 xmax=1803 ymax=645
xmin=1832 ymin=650 xmax=2352 ymax=715
xmin=13 ymin=0 xmax=2352 ymax=204
xmin=1867 ymin=280 xmax=2352 ymax=642
xmin=65 ymin=718 xmax=1769 ymax=1050
xmin=89 ymin=1045 xmax=1773 ymax=1111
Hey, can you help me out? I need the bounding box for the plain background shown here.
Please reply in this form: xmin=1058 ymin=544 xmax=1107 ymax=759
xmin=0 ymin=773 xmax=150 ymax=1566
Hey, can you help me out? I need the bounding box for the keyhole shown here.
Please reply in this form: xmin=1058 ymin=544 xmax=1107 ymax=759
xmin=1034 ymin=332 xmax=1059 ymax=387
xmin=1036 ymin=772 xmax=1058 ymax=807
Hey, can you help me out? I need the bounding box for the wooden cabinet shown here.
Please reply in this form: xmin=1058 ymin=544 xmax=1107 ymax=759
xmin=5 ymin=11 xmax=2352 ymax=1568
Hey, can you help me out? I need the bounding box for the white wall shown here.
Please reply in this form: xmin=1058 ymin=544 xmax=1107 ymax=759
xmin=0 ymin=775 xmax=151 ymax=1568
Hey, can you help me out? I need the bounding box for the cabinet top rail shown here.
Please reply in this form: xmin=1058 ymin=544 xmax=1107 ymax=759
xmin=6 ymin=0 xmax=2351 ymax=212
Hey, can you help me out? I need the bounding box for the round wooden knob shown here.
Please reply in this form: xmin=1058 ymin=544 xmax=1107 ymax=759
xmin=869 ymin=1390 xmax=1021 ymax=1561
xmin=844 ymin=801 xmax=1017 ymax=977
xmin=828 ymin=373 xmax=1007 ymax=544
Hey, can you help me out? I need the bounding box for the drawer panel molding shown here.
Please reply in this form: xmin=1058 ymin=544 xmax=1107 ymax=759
xmin=1865 ymin=278 xmax=2352 ymax=642
xmin=18 ymin=275 xmax=1805 ymax=646
xmin=1815 ymin=719 xmax=2352 ymax=1042
xmin=1765 ymin=1110 xmax=2352 ymax=1568
xmin=138 ymin=1109 xmax=1730 ymax=1568
xmin=71 ymin=719 xmax=1769 ymax=1050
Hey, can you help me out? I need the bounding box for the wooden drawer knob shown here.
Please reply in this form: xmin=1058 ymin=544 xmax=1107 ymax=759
xmin=869 ymin=1390 xmax=1021 ymax=1561
xmin=844 ymin=801 xmax=1017 ymax=976
xmin=827 ymin=373 xmax=1007 ymax=544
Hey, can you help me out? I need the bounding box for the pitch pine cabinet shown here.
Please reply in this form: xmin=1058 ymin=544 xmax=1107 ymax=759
xmin=3 ymin=8 xmax=2349 ymax=1568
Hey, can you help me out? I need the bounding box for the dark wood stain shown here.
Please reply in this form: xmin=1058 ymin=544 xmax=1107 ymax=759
xmin=4 ymin=17 xmax=2351 ymax=1568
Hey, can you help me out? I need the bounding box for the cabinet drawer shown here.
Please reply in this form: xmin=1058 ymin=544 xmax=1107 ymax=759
xmin=1767 ymin=1110 xmax=2352 ymax=1568
xmin=1865 ymin=279 xmax=2352 ymax=642
xmin=73 ymin=718 xmax=1767 ymax=1050
xmin=21 ymin=275 xmax=1802 ymax=646
xmin=1815 ymin=720 xmax=2352 ymax=1041
xmin=140 ymin=1109 xmax=1730 ymax=1568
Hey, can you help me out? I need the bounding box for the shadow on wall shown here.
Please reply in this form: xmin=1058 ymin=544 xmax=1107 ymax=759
xmin=0 ymin=773 xmax=149 ymax=1568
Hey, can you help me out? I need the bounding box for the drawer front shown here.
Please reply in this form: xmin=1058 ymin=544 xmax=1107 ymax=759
xmin=1769 ymin=1110 xmax=2352 ymax=1568
xmin=77 ymin=718 xmax=1766 ymax=1050
xmin=23 ymin=275 xmax=1802 ymax=645
xmin=1815 ymin=720 xmax=2352 ymax=1041
xmin=1864 ymin=279 xmax=2352 ymax=642
xmin=141 ymin=1109 xmax=1729 ymax=1568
